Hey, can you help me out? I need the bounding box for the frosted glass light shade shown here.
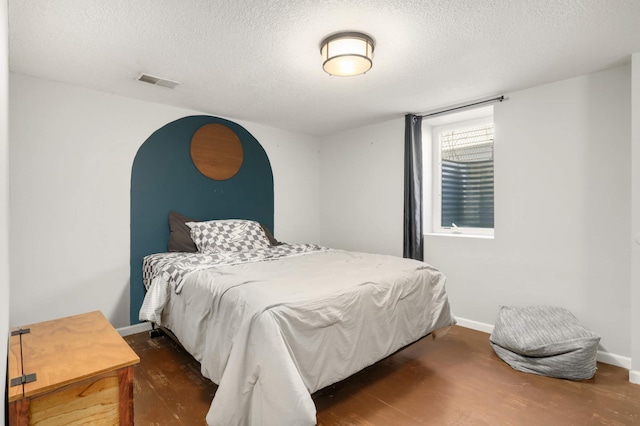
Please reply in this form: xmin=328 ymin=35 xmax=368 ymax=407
xmin=320 ymin=32 xmax=375 ymax=76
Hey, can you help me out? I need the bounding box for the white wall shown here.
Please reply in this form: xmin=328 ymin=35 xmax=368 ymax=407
xmin=240 ymin=122 xmax=320 ymax=245
xmin=631 ymin=54 xmax=640 ymax=383
xmin=431 ymin=66 xmax=631 ymax=358
xmin=9 ymin=74 xmax=321 ymax=329
xmin=319 ymin=65 xmax=633 ymax=360
xmin=1 ymin=0 xmax=9 ymax=421
xmin=319 ymin=118 xmax=405 ymax=256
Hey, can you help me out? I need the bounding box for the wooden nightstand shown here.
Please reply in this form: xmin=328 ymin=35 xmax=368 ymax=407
xmin=7 ymin=311 xmax=140 ymax=425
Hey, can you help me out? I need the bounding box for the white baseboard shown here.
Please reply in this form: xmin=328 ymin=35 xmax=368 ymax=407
xmin=117 ymin=321 xmax=152 ymax=337
xmin=630 ymin=370 xmax=640 ymax=385
xmin=596 ymin=351 xmax=632 ymax=370
xmin=454 ymin=316 xmax=494 ymax=334
xmin=454 ymin=316 xmax=632 ymax=370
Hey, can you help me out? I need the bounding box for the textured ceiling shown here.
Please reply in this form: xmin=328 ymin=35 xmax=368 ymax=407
xmin=8 ymin=0 xmax=640 ymax=136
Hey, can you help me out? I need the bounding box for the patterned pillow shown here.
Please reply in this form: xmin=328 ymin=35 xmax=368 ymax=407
xmin=186 ymin=219 xmax=271 ymax=253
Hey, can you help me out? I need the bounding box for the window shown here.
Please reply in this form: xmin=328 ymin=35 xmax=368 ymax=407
xmin=426 ymin=107 xmax=494 ymax=236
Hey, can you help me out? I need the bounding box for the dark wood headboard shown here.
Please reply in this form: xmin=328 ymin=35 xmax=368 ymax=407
xmin=129 ymin=115 xmax=274 ymax=324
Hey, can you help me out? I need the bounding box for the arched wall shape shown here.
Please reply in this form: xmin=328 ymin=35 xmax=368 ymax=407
xmin=130 ymin=115 xmax=274 ymax=324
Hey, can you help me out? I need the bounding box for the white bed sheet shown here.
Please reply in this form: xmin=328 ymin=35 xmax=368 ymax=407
xmin=141 ymin=249 xmax=455 ymax=425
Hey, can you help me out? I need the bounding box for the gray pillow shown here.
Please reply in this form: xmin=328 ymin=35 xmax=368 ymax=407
xmin=490 ymin=306 xmax=599 ymax=357
xmin=261 ymin=224 xmax=283 ymax=246
xmin=489 ymin=306 xmax=600 ymax=380
xmin=167 ymin=211 xmax=198 ymax=252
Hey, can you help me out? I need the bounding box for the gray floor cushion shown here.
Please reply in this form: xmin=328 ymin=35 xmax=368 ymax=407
xmin=489 ymin=306 xmax=600 ymax=380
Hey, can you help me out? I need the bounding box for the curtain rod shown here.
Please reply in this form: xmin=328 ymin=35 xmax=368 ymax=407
xmin=418 ymin=95 xmax=505 ymax=118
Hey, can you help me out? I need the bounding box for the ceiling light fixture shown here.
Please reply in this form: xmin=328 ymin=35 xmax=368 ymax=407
xmin=320 ymin=32 xmax=375 ymax=77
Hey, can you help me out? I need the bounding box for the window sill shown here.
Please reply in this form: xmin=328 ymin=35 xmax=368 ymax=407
xmin=425 ymin=232 xmax=494 ymax=240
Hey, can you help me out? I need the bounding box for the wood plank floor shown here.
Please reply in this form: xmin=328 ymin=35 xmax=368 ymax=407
xmin=124 ymin=326 xmax=640 ymax=425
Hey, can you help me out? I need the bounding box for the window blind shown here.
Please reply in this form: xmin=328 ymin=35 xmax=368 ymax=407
xmin=440 ymin=123 xmax=494 ymax=228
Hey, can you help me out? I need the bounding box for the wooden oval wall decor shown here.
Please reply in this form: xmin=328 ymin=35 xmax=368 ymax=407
xmin=190 ymin=123 xmax=244 ymax=180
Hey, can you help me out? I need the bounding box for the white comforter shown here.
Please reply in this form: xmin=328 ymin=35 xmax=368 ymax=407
xmin=140 ymin=249 xmax=455 ymax=425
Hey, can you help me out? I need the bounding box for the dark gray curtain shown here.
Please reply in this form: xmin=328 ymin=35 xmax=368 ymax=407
xmin=403 ymin=114 xmax=423 ymax=261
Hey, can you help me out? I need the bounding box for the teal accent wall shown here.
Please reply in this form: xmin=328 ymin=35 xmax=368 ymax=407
xmin=130 ymin=115 xmax=274 ymax=324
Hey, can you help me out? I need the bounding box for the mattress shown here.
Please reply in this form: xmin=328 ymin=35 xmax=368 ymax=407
xmin=140 ymin=247 xmax=455 ymax=425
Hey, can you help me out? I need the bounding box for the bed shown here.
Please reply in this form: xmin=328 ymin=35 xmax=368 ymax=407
xmin=131 ymin=115 xmax=455 ymax=425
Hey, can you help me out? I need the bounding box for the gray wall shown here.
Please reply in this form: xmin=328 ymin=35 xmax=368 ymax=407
xmin=1 ymin=0 xmax=8 ymax=421
xmin=631 ymin=55 xmax=640 ymax=383
xmin=7 ymin=48 xmax=639 ymax=379
xmin=319 ymin=65 xmax=634 ymax=365
xmin=8 ymin=74 xmax=321 ymax=329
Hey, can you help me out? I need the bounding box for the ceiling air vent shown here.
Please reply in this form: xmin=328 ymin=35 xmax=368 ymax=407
xmin=136 ymin=73 xmax=181 ymax=89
